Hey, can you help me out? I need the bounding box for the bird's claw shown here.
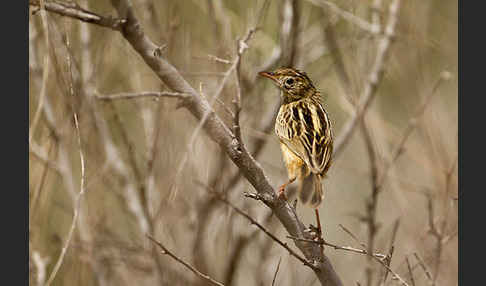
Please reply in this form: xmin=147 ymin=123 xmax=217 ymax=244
xmin=277 ymin=185 xmax=288 ymax=201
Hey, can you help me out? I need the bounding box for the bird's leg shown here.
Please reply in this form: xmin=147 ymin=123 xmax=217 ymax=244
xmin=277 ymin=178 xmax=295 ymax=200
xmin=315 ymin=208 xmax=324 ymax=255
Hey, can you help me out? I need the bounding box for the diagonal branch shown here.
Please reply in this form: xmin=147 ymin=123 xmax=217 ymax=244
xmin=29 ymin=0 xmax=126 ymax=30
xmin=147 ymin=235 xmax=225 ymax=286
xmin=305 ymin=0 xmax=379 ymax=34
xmin=199 ymin=183 xmax=319 ymax=271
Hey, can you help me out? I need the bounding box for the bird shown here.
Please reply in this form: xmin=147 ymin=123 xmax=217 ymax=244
xmin=258 ymin=67 xmax=333 ymax=210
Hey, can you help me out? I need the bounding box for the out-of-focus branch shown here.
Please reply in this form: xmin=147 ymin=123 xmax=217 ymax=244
xmin=305 ymin=0 xmax=379 ymax=34
xmin=45 ymin=33 xmax=86 ymax=286
xmin=29 ymin=0 xmax=126 ymax=30
xmin=32 ymin=251 xmax=50 ymax=286
xmin=376 ymin=71 xmax=452 ymax=191
xmin=167 ymin=27 xmax=256 ymax=202
xmin=147 ymin=235 xmax=225 ymax=286
xmin=201 ymin=184 xmax=318 ymax=271
xmin=336 ymin=225 xmax=410 ymax=286
xmin=29 ymin=0 xmax=50 ymax=144
xmin=413 ymin=253 xmax=433 ymax=284
xmin=333 ymin=0 xmax=401 ymax=158
xmin=271 ymin=257 xmax=282 ymax=286
xmin=380 ymin=219 xmax=400 ymax=285
xmin=95 ymin=91 xmax=189 ymax=101
xmin=406 ymin=256 xmax=416 ymax=286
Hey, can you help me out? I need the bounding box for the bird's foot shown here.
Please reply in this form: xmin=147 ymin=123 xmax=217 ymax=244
xmin=277 ymin=185 xmax=288 ymax=201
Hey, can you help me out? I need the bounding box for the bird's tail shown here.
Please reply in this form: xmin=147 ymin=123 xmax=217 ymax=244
xmin=309 ymin=174 xmax=324 ymax=208
xmin=298 ymin=173 xmax=324 ymax=208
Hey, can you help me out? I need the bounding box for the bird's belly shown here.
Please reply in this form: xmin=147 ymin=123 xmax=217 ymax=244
xmin=280 ymin=142 xmax=309 ymax=181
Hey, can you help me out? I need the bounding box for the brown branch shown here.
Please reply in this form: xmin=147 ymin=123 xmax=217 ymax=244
xmin=271 ymin=257 xmax=283 ymax=286
xmin=95 ymin=91 xmax=189 ymax=101
xmin=412 ymin=253 xmax=434 ymax=284
xmin=286 ymin=236 xmax=387 ymax=260
xmin=29 ymin=0 xmax=126 ymax=30
xmin=45 ymin=32 xmax=86 ymax=286
xmin=167 ymin=27 xmax=256 ymax=202
xmin=406 ymin=256 xmax=416 ymax=286
xmin=381 ymin=219 xmax=400 ymax=284
xmin=336 ymin=225 xmax=409 ymax=286
xmin=147 ymin=235 xmax=225 ymax=286
xmin=376 ymin=71 xmax=451 ymax=191
xmin=305 ymin=0 xmax=379 ymax=34
xmin=232 ymin=29 xmax=256 ymax=142
xmin=333 ymin=0 xmax=402 ymax=158
xmin=199 ymin=183 xmax=319 ymax=271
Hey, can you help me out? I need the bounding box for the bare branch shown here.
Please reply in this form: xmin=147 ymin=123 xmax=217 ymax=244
xmin=286 ymin=236 xmax=387 ymax=260
xmin=147 ymin=235 xmax=225 ymax=286
xmin=199 ymin=183 xmax=319 ymax=271
xmin=95 ymin=91 xmax=189 ymax=101
xmin=305 ymin=0 xmax=379 ymax=34
xmin=29 ymin=0 xmax=126 ymax=30
xmin=406 ymin=256 xmax=416 ymax=286
xmin=338 ymin=224 xmax=367 ymax=250
xmin=168 ymin=27 xmax=256 ymax=202
xmin=380 ymin=219 xmax=400 ymax=285
xmin=376 ymin=71 xmax=451 ymax=190
xmin=333 ymin=0 xmax=402 ymax=158
xmin=336 ymin=225 xmax=409 ymax=286
xmin=413 ymin=253 xmax=434 ymax=284
xmin=29 ymin=0 xmax=50 ymax=143
xmin=271 ymin=257 xmax=283 ymax=286
xmin=45 ymin=32 xmax=86 ymax=286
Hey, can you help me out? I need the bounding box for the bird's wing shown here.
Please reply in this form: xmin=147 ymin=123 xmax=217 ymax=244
xmin=275 ymin=99 xmax=333 ymax=174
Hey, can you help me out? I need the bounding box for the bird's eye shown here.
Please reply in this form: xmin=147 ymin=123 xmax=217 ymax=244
xmin=285 ymin=78 xmax=294 ymax=85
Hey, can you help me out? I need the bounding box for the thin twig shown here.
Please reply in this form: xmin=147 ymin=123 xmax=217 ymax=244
xmin=406 ymin=256 xmax=416 ymax=286
xmin=338 ymin=224 xmax=367 ymax=249
xmin=376 ymin=71 xmax=452 ymax=190
xmin=168 ymin=28 xmax=256 ymax=202
xmin=29 ymin=0 xmax=127 ymax=30
xmin=95 ymin=91 xmax=189 ymax=101
xmin=146 ymin=235 xmax=225 ymax=286
xmin=45 ymin=32 xmax=86 ymax=286
xmin=271 ymin=257 xmax=283 ymax=286
xmin=381 ymin=219 xmax=400 ymax=285
xmin=29 ymin=0 xmax=50 ymax=144
xmin=304 ymin=0 xmax=379 ymax=34
xmin=286 ymin=236 xmax=387 ymax=259
xmin=198 ymin=183 xmax=318 ymax=271
xmin=413 ymin=253 xmax=434 ymax=284
xmin=336 ymin=225 xmax=410 ymax=286
xmin=207 ymin=54 xmax=232 ymax=65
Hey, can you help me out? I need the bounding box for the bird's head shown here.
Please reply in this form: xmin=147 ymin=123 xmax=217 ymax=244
xmin=259 ymin=67 xmax=317 ymax=103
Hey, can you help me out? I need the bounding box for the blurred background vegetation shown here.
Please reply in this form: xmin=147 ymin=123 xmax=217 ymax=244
xmin=29 ymin=0 xmax=457 ymax=285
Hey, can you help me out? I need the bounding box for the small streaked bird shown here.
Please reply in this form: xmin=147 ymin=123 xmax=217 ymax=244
xmin=259 ymin=67 xmax=333 ymax=209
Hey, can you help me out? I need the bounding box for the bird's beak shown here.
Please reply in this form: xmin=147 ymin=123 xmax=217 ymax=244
xmin=258 ymin=71 xmax=279 ymax=83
